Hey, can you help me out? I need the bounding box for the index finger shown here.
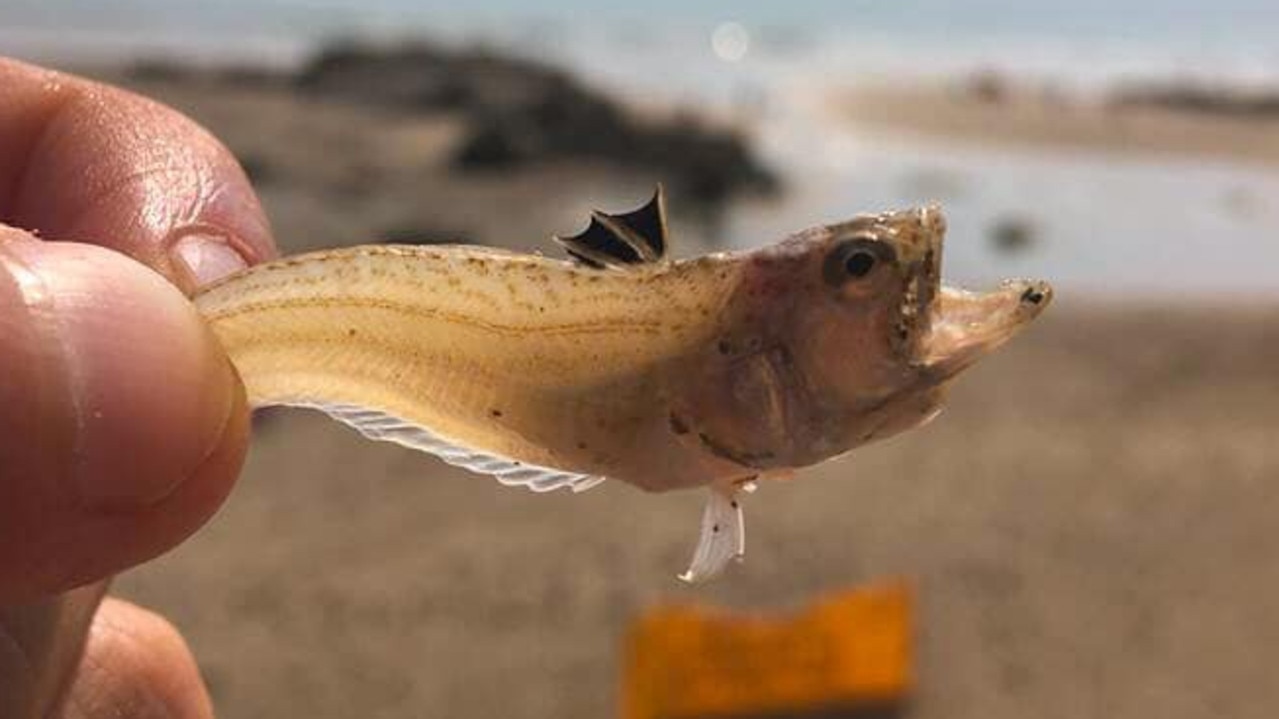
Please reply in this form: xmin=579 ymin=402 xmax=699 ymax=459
xmin=0 ymin=57 xmax=276 ymax=290
xmin=0 ymin=57 xmax=271 ymax=602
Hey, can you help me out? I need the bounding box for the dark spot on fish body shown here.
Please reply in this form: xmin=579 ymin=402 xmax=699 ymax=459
xmin=576 ymin=441 xmax=588 ymax=450
xmin=490 ymin=409 xmax=504 ymax=418
xmin=697 ymin=431 xmax=776 ymax=467
xmin=712 ymin=524 xmax=720 ymax=533
xmin=668 ymin=412 xmax=691 ymax=435
xmin=347 ymin=328 xmax=358 ymax=337
xmin=717 ymin=339 xmax=732 ymax=355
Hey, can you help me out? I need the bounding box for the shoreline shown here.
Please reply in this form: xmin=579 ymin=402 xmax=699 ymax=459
xmin=835 ymin=80 xmax=1279 ymax=170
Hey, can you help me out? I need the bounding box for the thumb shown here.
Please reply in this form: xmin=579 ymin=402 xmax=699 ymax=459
xmin=0 ymin=228 xmax=249 ymax=603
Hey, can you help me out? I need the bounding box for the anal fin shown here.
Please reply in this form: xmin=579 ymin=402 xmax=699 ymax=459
xmin=287 ymin=401 xmax=606 ymax=494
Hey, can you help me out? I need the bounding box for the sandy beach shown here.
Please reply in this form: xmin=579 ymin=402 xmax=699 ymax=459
xmin=116 ymin=304 xmax=1279 ymax=719
xmin=839 ymin=79 xmax=1279 ymax=168
xmin=49 ymin=52 xmax=1277 ymax=719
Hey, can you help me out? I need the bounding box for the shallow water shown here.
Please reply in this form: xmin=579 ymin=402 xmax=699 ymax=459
xmin=732 ymin=120 xmax=1279 ymax=299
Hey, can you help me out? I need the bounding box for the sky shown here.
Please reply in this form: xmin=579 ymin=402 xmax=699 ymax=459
xmin=6 ymin=0 xmax=1279 ymax=46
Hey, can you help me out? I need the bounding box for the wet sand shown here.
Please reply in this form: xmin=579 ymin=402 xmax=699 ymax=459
xmin=84 ymin=67 xmax=1279 ymax=719
xmin=839 ymin=82 xmax=1279 ymax=168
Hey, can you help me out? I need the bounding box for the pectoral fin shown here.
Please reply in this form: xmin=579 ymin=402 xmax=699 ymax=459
xmin=678 ymin=486 xmax=745 ymax=583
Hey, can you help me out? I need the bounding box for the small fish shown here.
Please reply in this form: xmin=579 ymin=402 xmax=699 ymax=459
xmin=195 ymin=188 xmax=1051 ymax=582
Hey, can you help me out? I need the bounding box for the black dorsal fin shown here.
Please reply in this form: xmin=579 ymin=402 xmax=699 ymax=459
xmin=606 ymin=186 xmax=667 ymax=261
xmin=554 ymin=186 xmax=669 ymax=268
xmin=557 ymin=214 xmax=643 ymax=268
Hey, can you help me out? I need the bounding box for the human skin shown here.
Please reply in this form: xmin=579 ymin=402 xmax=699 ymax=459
xmin=0 ymin=57 xmax=276 ymax=718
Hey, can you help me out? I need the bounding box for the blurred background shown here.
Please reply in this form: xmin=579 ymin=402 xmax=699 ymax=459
xmin=6 ymin=1 xmax=1279 ymax=717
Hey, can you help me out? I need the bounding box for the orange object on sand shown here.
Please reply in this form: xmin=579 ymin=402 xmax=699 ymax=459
xmin=621 ymin=582 xmax=912 ymax=719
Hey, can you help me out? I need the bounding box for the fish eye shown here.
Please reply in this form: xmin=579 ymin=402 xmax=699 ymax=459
xmin=844 ymin=250 xmax=876 ymax=278
xmin=824 ymin=237 xmax=894 ymax=286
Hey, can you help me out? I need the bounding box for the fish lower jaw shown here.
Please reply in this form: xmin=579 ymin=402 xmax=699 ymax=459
xmin=921 ymin=279 xmax=1053 ymax=376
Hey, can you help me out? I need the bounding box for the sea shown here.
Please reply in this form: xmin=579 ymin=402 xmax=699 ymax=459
xmin=4 ymin=0 xmax=1279 ymax=298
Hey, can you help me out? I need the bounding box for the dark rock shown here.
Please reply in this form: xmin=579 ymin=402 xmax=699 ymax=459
xmin=989 ymin=216 xmax=1040 ymax=254
xmin=966 ymin=69 xmax=1009 ymax=104
xmin=296 ymin=41 xmax=467 ymax=110
xmin=451 ymin=95 xmax=777 ymax=203
xmin=1110 ymin=81 xmax=1279 ymax=119
xmin=452 ymin=121 xmax=537 ymax=168
xmin=296 ymin=40 xmax=780 ymax=206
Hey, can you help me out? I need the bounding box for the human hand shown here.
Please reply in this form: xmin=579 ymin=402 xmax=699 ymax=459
xmin=0 ymin=57 xmax=276 ymax=718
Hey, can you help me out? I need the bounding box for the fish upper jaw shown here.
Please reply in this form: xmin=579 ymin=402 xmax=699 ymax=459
xmin=920 ymin=279 xmax=1053 ymax=379
xmin=887 ymin=206 xmax=944 ymax=359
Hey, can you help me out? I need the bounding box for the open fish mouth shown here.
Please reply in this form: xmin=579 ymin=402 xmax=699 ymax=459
xmin=922 ymin=279 xmax=1053 ymax=379
xmin=884 ymin=205 xmax=1053 ymax=378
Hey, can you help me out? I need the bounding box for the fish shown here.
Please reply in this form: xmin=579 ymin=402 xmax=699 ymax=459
xmin=194 ymin=187 xmax=1052 ymax=582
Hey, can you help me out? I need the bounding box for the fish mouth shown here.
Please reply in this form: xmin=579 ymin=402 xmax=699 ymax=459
xmin=882 ymin=205 xmax=1052 ymax=378
xmin=921 ymin=279 xmax=1053 ymax=379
